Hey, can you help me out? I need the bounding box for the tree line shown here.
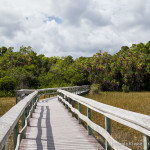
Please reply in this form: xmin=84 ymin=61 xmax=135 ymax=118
xmin=0 ymin=41 xmax=150 ymax=96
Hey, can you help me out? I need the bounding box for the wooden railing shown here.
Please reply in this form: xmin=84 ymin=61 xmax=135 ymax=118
xmin=58 ymin=89 xmax=150 ymax=150
xmin=0 ymin=85 xmax=89 ymax=150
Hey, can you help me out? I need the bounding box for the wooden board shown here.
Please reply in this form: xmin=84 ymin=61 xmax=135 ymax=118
xmin=20 ymin=97 xmax=104 ymax=150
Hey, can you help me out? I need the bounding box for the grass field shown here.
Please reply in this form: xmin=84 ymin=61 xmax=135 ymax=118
xmin=84 ymin=92 xmax=150 ymax=150
xmin=0 ymin=97 xmax=16 ymax=117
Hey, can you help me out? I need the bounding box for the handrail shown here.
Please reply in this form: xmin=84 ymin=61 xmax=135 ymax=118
xmin=0 ymin=91 xmax=38 ymax=150
xmin=0 ymin=85 xmax=89 ymax=150
xmin=16 ymin=85 xmax=90 ymax=103
xmin=58 ymin=89 xmax=150 ymax=150
xmin=15 ymin=96 xmax=38 ymax=150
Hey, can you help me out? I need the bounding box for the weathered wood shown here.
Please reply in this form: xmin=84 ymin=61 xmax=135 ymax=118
xmin=71 ymin=98 xmax=75 ymax=117
xmin=22 ymin=111 xmax=25 ymax=129
xmin=87 ymin=108 xmax=92 ymax=135
xmin=14 ymin=122 xmax=19 ymax=150
xmin=143 ymin=134 xmax=150 ymax=150
xmin=0 ymin=91 xmax=38 ymax=150
xmin=2 ymin=145 xmax=5 ymax=150
xmin=59 ymin=95 xmax=131 ymax=150
xmin=105 ymin=117 xmax=111 ymax=150
xmin=20 ymin=97 xmax=103 ymax=150
xmin=0 ymin=86 xmax=89 ymax=150
xmin=78 ymin=103 xmax=81 ymax=124
xmin=58 ymin=89 xmax=150 ymax=136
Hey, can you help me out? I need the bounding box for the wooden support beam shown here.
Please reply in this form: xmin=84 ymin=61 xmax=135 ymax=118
xmin=78 ymin=103 xmax=81 ymax=124
xmin=87 ymin=108 xmax=92 ymax=135
xmin=16 ymin=92 xmax=18 ymax=104
xmin=105 ymin=117 xmax=111 ymax=150
xmin=71 ymin=99 xmax=74 ymax=117
xmin=22 ymin=110 xmax=25 ymax=128
xmin=27 ymin=106 xmax=30 ymax=126
xmin=143 ymin=134 xmax=150 ymax=150
xmin=14 ymin=122 xmax=19 ymax=150
xmin=2 ymin=145 xmax=6 ymax=150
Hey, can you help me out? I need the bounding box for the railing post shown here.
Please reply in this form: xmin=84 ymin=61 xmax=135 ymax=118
xmin=16 ymin=91 xmax=18 ymax=104
xmin=105 ymin=117 xmax=111 ymax=150
xmin=143 ymin=134 xmax=150 ymax=150
xmin=63 ymin=94 xmax=65 ymax=106
xmin=68 ymin=97 xmax=71 ymax=112
xmin=34 ymin=97 xmax=37 ymax=109
xmin=44 ymin=91 xmax=46 ymax=99
xmin=2 ymin=145 xmax=6 ymax=150
xmin=65 ymin=96 xmax=68 ymax=109
xmin=78 ymin=103 xmax=81 ymax=124
xmin=87 ymin=108 xmax=92 ymax=135
xmin=35 ymin=96 xmax=37 ymax=108
xmin=71 ymin=99 xmax=74 ymax=117
xmin=27 ymin=106 xmax=30 ymax=126
xmin=22 ymin=109 xmax=25 ymax=128
xmin=14 ymin=122 xmax=19 ymax=150
xmin=22 ymin=108 xmax=27 ymax=139
xmin=49 ymin=90 xmax=50 ymax=97
xmin=32 ymin=99 xmax=35 ymax=113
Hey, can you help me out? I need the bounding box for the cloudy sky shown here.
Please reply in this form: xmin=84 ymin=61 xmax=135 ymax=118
xmin=0 ymin=0 xmax=150 ymax=58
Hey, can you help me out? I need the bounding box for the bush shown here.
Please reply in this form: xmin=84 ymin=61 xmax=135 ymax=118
xmin=90 ymin=84 xmax=101 ymax=95
xmin=0 ymin=90 xmax=15 ymax=97
xmin=0 ymin=76 xmax=17 ymax=91
xmin=122 ymin=84 xmax=130 ymax=93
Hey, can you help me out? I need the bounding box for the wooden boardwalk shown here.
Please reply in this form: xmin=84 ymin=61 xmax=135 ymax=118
xmin=20 ymin=97 xmax=104 ymax=150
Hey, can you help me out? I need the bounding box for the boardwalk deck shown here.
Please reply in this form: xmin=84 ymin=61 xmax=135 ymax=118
xmin=20 ymin=97 xmax=104 ymax=150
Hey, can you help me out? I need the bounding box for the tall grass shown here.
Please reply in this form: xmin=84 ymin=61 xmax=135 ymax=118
xmin=84 ymin=92 xmax=150 ymax=150
xmin=0 ymin=97 xmax=16 ymax=117
xmin=86 ymin=92 xmax=150 ymax=115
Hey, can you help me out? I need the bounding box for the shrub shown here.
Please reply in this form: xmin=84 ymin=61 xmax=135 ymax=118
xmin=122 ymin=84 xmax=130 ymax=93
xmin=0 ymin=76 xmax=17 ymax=91
xmin=0 ymin=90 xmax=15 ymax=97
xmin=90 ymin=84 xmax=101 ymax=95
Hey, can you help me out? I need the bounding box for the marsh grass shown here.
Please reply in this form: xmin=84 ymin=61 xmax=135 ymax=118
xmin=84 ymin=92 xmax=150 ymax=150
xmin=0 ymin=97 xmax=16 ymax=117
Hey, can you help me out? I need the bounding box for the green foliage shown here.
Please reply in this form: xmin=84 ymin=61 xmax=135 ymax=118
xmin=0 ymin=90 xmax=15 ymax=97
xmin=0 ymin=46 xmax=7 ymax=55
xmin=90 ymin=84 xmax=101 ymax=95
xmin=1 ymin=41 xmax=150 ymax=96
xmin=122 ymin=84 xmax=130 ymax=93
xmin=0 ymin=76 xmax=17 ymax=91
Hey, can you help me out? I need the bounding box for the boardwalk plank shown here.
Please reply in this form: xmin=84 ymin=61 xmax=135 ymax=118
xmin=20 ymin=97 xmax=104 ymax=150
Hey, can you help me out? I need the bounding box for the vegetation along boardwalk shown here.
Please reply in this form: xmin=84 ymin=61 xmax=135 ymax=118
xmin=20 ymin=97 xmax=103 ymax=150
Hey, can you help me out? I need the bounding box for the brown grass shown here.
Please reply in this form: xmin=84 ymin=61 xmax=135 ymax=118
xmin=86 ymin=92 xmax=150 ymax=115
xmin=84 ymin=92 xmax=150 ymax=150
xmin=0 ymin=97 xmax=16 ymax=117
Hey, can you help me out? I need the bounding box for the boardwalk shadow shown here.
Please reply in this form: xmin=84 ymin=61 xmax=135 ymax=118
xmin=46 ymin=106 xmax=55 ymax=150
xmin=36 ymin=106 xmax=44 ymax=150
xmin=36 ymin=105 xmax=55 ymax=150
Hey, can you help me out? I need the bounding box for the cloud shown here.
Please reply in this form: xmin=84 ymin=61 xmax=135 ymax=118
xmin=0 ymin=7 xmax=23 ymax=38
xmin=0 ymin=0 xmax=150 ymax=58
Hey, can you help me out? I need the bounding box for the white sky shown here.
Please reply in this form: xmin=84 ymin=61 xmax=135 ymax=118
xmin=0 ymin=0 xmax=150 ymax=58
